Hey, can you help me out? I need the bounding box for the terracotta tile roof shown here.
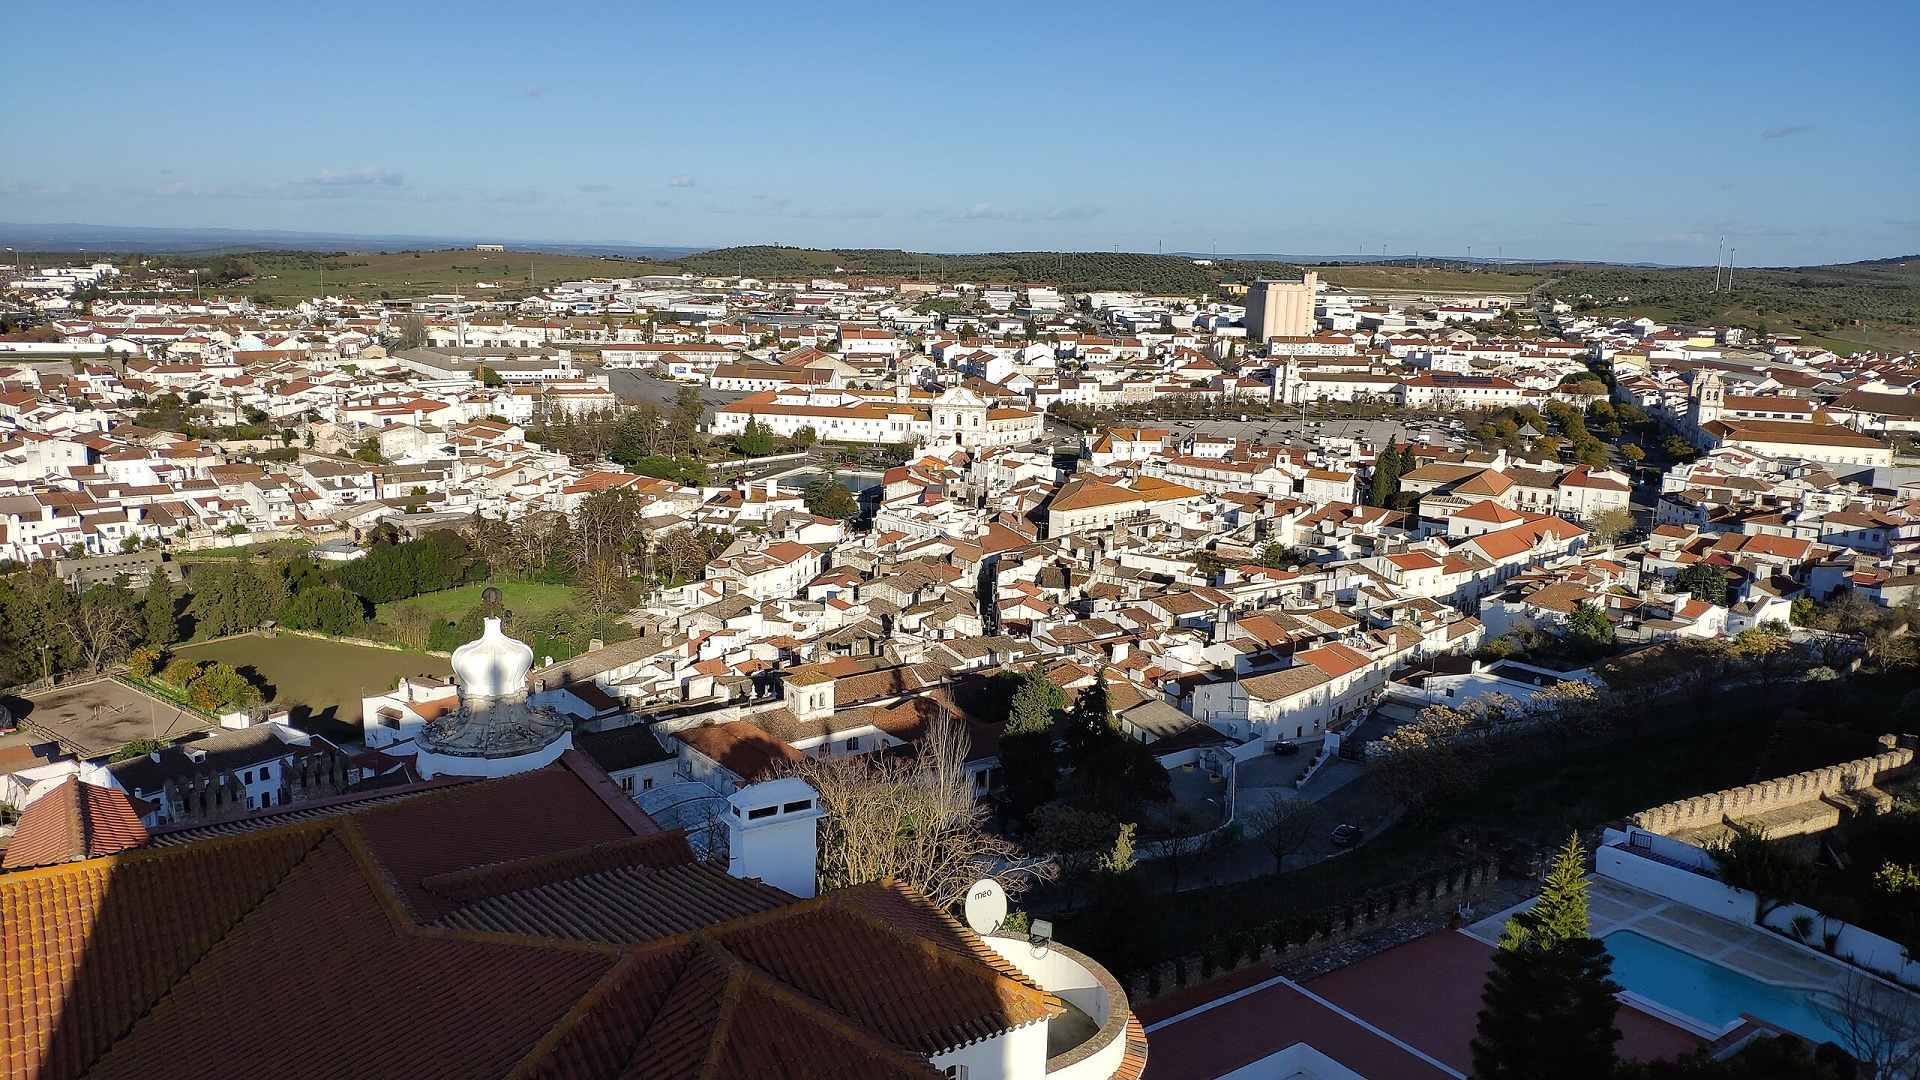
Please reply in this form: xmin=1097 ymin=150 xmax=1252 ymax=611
xmin=81 ymin=832 xmax=618 ymax=1080
xmin=1 ymin=825 xmax=325 ymax=1080
xmin=672 ymin=722 xmax=805 ymax=783
xmin=3 ymin=756 xmax=1078 ymax=1080
xmin=1 ymin=779 xmax=149 ymax=869
xmin=352 ymin=765 xmax=652 ymax=922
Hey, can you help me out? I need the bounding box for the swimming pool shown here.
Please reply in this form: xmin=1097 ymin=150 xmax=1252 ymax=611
xmin=1602 ymin=930 xmax=1844 ymax=1043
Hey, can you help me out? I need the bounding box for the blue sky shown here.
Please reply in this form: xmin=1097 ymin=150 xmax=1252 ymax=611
xmin=3 ymin=1 xmax=1914 ymax=265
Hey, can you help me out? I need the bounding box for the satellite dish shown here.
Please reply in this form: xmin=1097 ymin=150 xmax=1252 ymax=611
xmin=963 ymin=878 xmax=1007 ymax=935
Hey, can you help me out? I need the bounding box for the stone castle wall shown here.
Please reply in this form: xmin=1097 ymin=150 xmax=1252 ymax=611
xmin=1629 ymin=736 xmax=1913 ymax=838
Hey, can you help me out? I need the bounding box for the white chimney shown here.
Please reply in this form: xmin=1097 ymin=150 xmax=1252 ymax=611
xmin=726 ymin=776 xmax=825 ymax=898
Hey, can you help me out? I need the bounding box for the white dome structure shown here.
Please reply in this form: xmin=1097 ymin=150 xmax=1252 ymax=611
xmin=415 ymin=616 xmax=571 ymax=779
xmin=450 ymin=618 xmax=535 ymax=701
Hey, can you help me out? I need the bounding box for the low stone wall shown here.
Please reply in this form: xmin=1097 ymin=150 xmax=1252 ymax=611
xmin=1629 ymin=736 xmax=1914 ymax=839
xmin=1124 ymin=859 xmax=1500 ymax=1004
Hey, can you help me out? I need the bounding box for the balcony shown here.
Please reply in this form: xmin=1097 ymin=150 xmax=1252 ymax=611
xmin=983 ymin=933 xmax=1145 ymax=1079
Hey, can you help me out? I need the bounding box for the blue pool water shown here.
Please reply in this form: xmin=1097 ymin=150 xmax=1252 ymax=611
xmin=1602 ymin=930 xmax=1844 ymax=1043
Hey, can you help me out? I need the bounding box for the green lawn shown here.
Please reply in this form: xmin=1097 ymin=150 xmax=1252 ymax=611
xmin=175 ymin=539 xmax=312 ymax=561
xmin=376 ymin=581 xmax=576 ymax=622
xmin=174 ymin=635 xmax=451 ymax=743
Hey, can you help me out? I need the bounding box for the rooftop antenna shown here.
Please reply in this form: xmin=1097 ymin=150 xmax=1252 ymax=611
xmin=963 ymin=878 xmax=1008 ymax=935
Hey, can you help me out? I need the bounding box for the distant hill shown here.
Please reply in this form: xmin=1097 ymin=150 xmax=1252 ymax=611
xmin=0 ymin=222 xmax=701 ymax=261
xmin=657 ymin=246 xmax=1294 ymax=294
xmin=1541 ymin=258 xmax=1919 ymax=355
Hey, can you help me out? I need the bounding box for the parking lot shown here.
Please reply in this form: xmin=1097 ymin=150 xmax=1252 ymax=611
xmin=1149 ymin=413 xmax=1469 ymax=452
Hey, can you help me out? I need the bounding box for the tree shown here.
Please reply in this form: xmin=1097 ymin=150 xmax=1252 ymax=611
xmin=1244 ymin=790 xmax=1319 ymax=874
xmin=1673 ymin=561 xmax=1728 ymax=606
xmin=387 ymin=603 xmax=433 ymax=650
xmin=732 ymin=416 xmax=778 ymax=457
xmin=1472 ymin=835 xmax=1622 ymax=1080
xmin=1530 ymin=681 xmax=1615 ymax=756
xmin=110 ymin=737 xmax=169 ymax=764
xmin=1620 ymin=443 xmax=1646 ymax=463
xmin=1062 ymin=673 xmax=1114 ymax=765
xmin=1707 ymin=825 xmax=1813 ymax=923
xmin=1733 ymin=622 xmax=1802 ymax=697
xmin=1586 ymin=507 xmax=1635 ymax=548
xmin=142 ymin=572 xmax=177 ymax=648
xmin=1370 ymin=444 xmax=1402 ymax=507
xmin=572 ymin=557 xmax=635 ymax=620
xmin=802 ymin=473 xmax=860 ymax=520
xmin=1029 ymin=803 xmax=1119 ymax=910
xmin=1662 ymin=435 xmax=1698 ymax=462
xmin=126 ymin=645 xmax=161 ymax=680
xmin=792 ymin=711 xmax=1051 ymax=910
xmin=64 ymin=582 xmax=141 ymax=674
xmin=395 ymin=314 xmax=428 ymax=351
xmin=1566 ymin=601 xmax=1616 ymax=658
xmin=1832 ymin=970 xmax=1920 ymax=1080
xmin=1080 ymin=735 xmax=1171 ymax=817
xmin=792 ymin=424 xmax=818 ymax=447
xmin=276 ymin=584 xmax=367 ymax=636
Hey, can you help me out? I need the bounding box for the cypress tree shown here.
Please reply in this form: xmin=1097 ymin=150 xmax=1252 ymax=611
xmin=1062 ymin=672 xmax=1114 ymax=765
xmin=143 ymin=571 xmax=177 ymax=649
xmin=1371 ymin=444 xmax=1402 ymax=507
xmin=1471 ymin=834 xmax=1622 ymax=1080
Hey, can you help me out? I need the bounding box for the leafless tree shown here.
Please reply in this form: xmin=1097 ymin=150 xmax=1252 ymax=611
xmin=1586 ymin=507 xmax=1635 ymax=548
xmin=387 ymin=603 xmax=433 ymax=650
xmin=573 ymin=558 xmax=635 ymax=620
xmin=64 ymin=590 xmax=140 ymax=674
xmin=1140 ymin=808 xmax=1217 ymax=893
xmin=1245 ymin=790 xmax=1321 ymax=874
xmin=791 ymin=711 xmax=1053 ymax=911
xmin=1833 ymin=972 xmax=1920 ymax=1080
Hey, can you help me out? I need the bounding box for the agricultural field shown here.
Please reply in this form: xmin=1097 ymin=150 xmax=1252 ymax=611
xmin=1545 ymin=256 xmax=1920 ymax=354
xmin=174 ymin=634 xmax=451 ymax=743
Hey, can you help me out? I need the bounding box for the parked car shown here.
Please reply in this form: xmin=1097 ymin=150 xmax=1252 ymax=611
xmin=1330 ymin=823 xmax=1364 ymax=847
xmin=1271 ymin=740 xmax=1302 ymax=756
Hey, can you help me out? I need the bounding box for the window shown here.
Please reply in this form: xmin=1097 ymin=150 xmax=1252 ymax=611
xmin=747 ymin=805 xmax=778 ymax=820
xmin=620 ymin=774 xmax=635 ymax=793
xmin=642 ymin=776 xmax=654 ymax=791
xmin=259 ymin=765 xmax=270 ymax=780
xmin=243 ymin=770 xmax=252 ymax=784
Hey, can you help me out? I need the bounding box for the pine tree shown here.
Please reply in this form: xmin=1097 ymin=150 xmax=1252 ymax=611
xmin=1001 ymin=666 xmax=1062 ymax=817
xmin=1062 ymin=672 xmax=1114 ymax=765
xmin=142 ymin=571 xmax=177 ymax=649
xmin=1472 ymin=834 xmax=1623 ymax=1080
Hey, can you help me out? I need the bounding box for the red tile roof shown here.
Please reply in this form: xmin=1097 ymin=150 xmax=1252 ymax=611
xmin=2 ymin=755 xmax=1069 ymax=1080
xmin=1 ymin=779 xmax=149 ymax=869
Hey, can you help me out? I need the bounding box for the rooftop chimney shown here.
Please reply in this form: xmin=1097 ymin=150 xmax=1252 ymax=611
xmin=726 ymin=777 xmax=824 ymax=898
